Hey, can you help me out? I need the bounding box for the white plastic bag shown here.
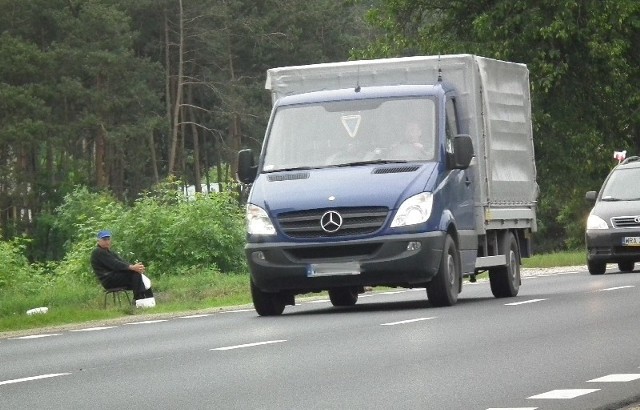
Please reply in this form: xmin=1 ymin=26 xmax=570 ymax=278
xmin=141 ymin=273 xmax=151 ymax=290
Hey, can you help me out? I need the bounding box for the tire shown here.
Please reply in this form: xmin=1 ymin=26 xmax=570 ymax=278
xmin=251 ymin=279 xmax=285 ymax=316
xmin=588 ymin=260 xmax=606 ymax=275
xmin=328 ymin=287 xmax=359 ymax=307
xmin=489 ymin=232 xmax=521 ymax=298
xmin=618 ymin=261 xmax=635 ymax=273
xmin=426 ymin=235 xmax=460 ymax=307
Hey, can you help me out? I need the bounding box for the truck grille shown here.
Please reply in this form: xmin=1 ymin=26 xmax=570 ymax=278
xmin=612 ymin=216 xmax=640 ymax=228
xmin=278 ymin=207 xmax=388 ymax=238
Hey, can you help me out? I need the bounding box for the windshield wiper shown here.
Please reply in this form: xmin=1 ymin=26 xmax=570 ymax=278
xmin=601 ymin=196 xmax=622 ymax=201
xmin=264 ymin=166 xmax=315 ymax=173
xmin=332 ymin=160 xmax=409 ymax=167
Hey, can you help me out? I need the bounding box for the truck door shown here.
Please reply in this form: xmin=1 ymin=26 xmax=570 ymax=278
xmin=445 ymin=96 xmax=476 ymax=273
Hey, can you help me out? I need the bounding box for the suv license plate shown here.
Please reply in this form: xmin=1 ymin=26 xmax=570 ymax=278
xmin=307 ymin=262 xmax=361 ymax=277
xmin=622 ymin=237 xmax=640 ymax=246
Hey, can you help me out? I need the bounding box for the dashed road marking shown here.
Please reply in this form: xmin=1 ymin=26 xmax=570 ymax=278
xmin=381 ymin=317 xmax=436 ymax=326
xmin=599 ymin=285 xmax=635 ymax=292
xmin=124 ymin=320 xmax=168 ymax=325
xmin=211 ymin=340 xmax=287 ymax=351
xmin=10 ymin=334 xmax=61 ymax=340
xmin=527 ymin=389 xmax=599 ymax=399
xmin=70 ymin=326 xmax=116 ymax=332
xmin=178 ymin=314 xmax=211 ymax=319
xmin=504 ymin=299 xmax=546 ymax=306
xmin=0 ymin=373 xmax=71 ymax=386
xmin=588 ymin=374 xmax=640 ymax=382
xmin=486 ymin=408 xmax=537 ymax=410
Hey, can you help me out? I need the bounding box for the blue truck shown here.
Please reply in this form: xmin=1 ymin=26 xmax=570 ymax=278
xmin=237 ymin=55 xmax=538 ymax=316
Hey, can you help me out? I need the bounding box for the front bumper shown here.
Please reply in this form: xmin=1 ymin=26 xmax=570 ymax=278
xmin=585 ymin=229 xmax=640 ymax=264
xmin=246 ymin=231 xmax=446 ymax=293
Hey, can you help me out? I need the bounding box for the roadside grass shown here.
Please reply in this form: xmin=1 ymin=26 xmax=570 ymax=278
xmin=522 ymin=250 xmax=585 ymax=268
xmin=0 ymin=272 xmax=251 ymax=334
xmin=0 ymin=250 xmax=586 ymax=334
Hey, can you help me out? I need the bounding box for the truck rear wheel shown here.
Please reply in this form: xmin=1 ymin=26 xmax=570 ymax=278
xmin=251 ymin=279 xmax=285 ymax=316
xmin=426 ymin=235 xmax=459 ymax=307
xmin=328 ymin=287 xmax=359 ymax=307
xmin=489 ymin=232 xmax=521 ymax=298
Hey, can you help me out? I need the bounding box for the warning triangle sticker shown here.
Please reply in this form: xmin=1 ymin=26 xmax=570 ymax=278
xmin=341 ymin=114 xmax=361 ymax=138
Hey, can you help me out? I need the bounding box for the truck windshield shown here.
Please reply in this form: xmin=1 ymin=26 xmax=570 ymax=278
xmin=262 ymin=97 xmax=436 ymax=172
xmin=601 ymin=167 xmax=640 ymax=201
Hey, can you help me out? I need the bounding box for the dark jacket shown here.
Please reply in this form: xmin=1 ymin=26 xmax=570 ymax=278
xmin=91 ymin=246 xmax=131 ymax=282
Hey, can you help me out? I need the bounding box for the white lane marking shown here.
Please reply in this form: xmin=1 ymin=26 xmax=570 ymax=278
xmin=505 ymin=299 xmax=546 ymax=306
xmin=308 ymin=300 xmax=330 ymax=304
xmin=588 ymin=374 xmax=640 ymax=382
xmin=10 ymin=334 xmax=61 ymax=340
xmin=70 ymin=326 xmax=116 ymax=332
xmin=381 ymin=317 xmax=436 ymax=326
xmin=124 ymin=320 xmax=168 ymax=325
xmin=211 ymin=340 xmax=287 ymax=351
xmin=486 ymin=408 xmax=538 ymax=410
xmin=528 ymin=389 xmax=599 ymax=399
xmin=178 ymin=314 xmax=211 ymax=319
xmin=599 ymin=285 xmax=634 ymax=292
xmin=220 ymin=309 xmax=255 ymax=313
xmin=378 ymin=290 xmax=406 ymax=295
xmin=0 ymin=373 xmax=71 ymax=386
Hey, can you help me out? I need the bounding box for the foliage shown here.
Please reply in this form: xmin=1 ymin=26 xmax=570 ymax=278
xmin=50 ymin=182 xmax=246 ymax=283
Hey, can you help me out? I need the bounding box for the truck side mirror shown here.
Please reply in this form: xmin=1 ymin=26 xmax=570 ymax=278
xmin=237 ymin=149 xmax=257 ymax=184
xmin=450 ymin=134 xmax=474 ymax=169
xmin=585 ymin=191 xmax=597 ymax=202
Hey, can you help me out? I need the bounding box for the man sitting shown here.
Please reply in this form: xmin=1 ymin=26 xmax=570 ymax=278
xmin=90 ymin=230 xmax=155 ymax=308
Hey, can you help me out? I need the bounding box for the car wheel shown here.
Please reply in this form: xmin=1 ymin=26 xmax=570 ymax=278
xmin=426 ymin=235 xmax=460 ymax=307
xmin=588 ymin=260 xmax=606 ymax=275
xmin=251 ymin=279 xmax=285 ymax=316
xmin=618 ymin=261 xmax=635 ymax=272
xmin=489 ymin=232 xmax=521 ymax=298
xmin=328 ymin=287 xmax=359 ymax=307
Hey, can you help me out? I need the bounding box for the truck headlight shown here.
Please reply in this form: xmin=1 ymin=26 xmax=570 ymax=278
xmin=391 ymin=193 xmax=433 ymax=227
xmin=586 ymin=214 xmax=608 ymax=230
xmin=246 ymin=204 xmax=276 ymax=235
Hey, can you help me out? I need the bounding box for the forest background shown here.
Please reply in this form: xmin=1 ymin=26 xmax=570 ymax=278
xmin=1 ymin=0 xmax=639 ymax=313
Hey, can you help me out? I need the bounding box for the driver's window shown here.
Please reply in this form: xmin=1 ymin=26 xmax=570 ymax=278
xmin=445 ymin=97 xmax=459 ymax=154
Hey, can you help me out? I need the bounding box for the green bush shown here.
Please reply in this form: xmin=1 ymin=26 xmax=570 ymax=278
xmin=50 ymin=182 xmax=247 ymax=281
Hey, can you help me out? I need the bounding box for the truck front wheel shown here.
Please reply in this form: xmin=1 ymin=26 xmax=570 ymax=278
xmin=251 ymin=279 xmax=286 ymax=316
xmin=489 ymin=232 xmax=521 ymax=298
xmin=426 ymin=235 xmax=460 ymax=307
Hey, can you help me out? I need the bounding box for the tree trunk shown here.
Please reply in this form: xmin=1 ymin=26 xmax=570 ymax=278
xmin=188 ymin=85 xmax=202 ymax=192
xmin=168 ymin=0 xmax=184 ymax=175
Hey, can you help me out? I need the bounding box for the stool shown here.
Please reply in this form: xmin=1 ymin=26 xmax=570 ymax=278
xmin=103 ymin=287 xmax=132 ymax=308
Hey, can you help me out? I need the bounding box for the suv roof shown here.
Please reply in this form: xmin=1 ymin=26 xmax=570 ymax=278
xmin=617 ymin=156 xmax=640 ymax=169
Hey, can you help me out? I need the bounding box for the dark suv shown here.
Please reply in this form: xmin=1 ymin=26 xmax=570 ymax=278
xmin=585 ymin=156 xmax=640 ymax=275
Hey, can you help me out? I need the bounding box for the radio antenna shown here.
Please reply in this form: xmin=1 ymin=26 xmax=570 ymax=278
xmin=355 ymin=64 xmax=361 ymax=92
xmin=437 ymin=54 xmax=443 ymax=82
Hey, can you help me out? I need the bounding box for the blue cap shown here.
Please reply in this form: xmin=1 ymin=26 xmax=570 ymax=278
xmin=97 ymin=230 xmax=112 ymax=239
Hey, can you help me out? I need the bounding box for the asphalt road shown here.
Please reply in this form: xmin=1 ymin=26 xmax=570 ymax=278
xmin=1 ymin=267 xmax=640 ymax=410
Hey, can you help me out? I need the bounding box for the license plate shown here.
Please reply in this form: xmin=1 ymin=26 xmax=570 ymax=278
xmin=622 ymin=237 xmax=640 ymax=246
xmin=307 ymin=262 xmax=361 ymax=277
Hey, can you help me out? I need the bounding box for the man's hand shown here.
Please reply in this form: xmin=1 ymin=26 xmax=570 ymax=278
xmin=130 ymin=262 xmax=146 ymax=273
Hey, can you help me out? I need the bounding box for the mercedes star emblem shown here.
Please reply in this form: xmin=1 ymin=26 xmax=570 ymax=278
xmin=320 ymin=211 xmax=343 ymax=233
